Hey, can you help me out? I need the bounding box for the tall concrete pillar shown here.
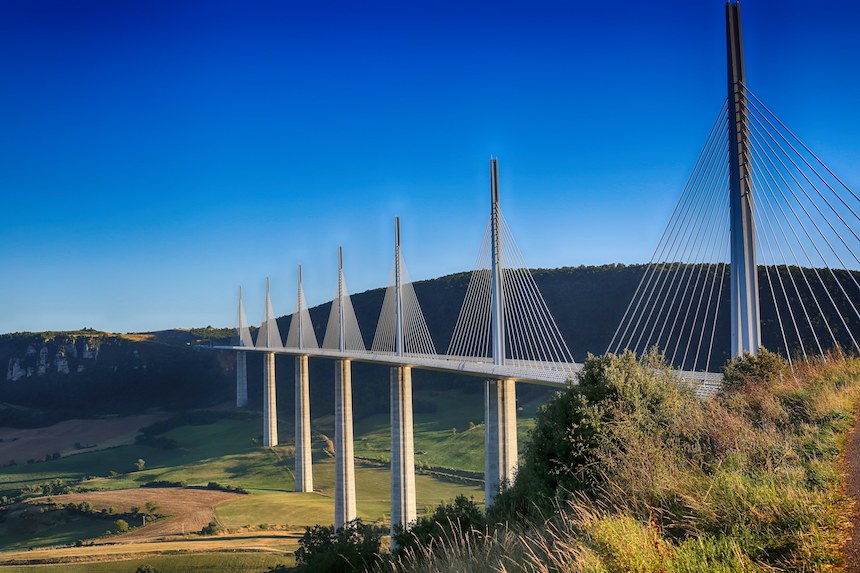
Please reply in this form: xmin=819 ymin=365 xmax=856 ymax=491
xmin=236 ymin=351 xmax=248 ymax=408
xmin=334 ymin=359 xmax=356 ymax=528
xmin=484 ymin=378 xmax=517 ymax=506
xmin=390 ymin=365 xmax=416 ymax=533
xmin=262 ymin=352 xmax=278 ymax=448
xmin=295 ymin=355 xmax=313 ymax=492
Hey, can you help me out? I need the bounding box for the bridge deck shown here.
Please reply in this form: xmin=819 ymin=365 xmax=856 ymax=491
xmin=211 ymin=346 xmax=723 ymax=393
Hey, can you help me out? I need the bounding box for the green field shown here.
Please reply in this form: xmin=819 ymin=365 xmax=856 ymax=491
xmin=0 ymin=552 xmax=291 ymax=573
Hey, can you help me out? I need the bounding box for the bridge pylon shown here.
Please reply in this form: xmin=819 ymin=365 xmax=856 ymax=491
xmin=486 ymin=158 xmax=518 ymax=506
xmin=259 ymin=278 xmax=280 ymax=448
xmin=389 ymin=217 xmax=417 ymax=535
xmin=328 ymin=248 xmax=358 ymax=529
xmin=290 ymin=265 xmax=315 ymax=493
xmin=726 ymin=1 xmax=761 ymax=357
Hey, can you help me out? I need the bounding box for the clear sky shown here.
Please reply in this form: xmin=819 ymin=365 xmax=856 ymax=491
xmin=1 ymin=0 xmax=858 ymax=333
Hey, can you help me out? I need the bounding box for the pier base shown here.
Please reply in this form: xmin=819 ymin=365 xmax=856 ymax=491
xmin=295 ymin=355 xmax=313 ymax=492
xmin=262 ymin=352 xmax=278 ymax=448
xmin=236 ymin=351 xmax=248 ymax=408
xmin=484 ymin=378 xmax=517 ymax=506
xmin=390 ymin=366 xmax=416 ymax=535
xmin=334 ymin=359 xmax=356 ymax=529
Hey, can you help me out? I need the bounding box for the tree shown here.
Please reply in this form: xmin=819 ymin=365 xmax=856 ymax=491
xmin=113 ymin=519 xmax=129 ymax=533
xmin=134 ymin=458 xmax=146 ymax=471
xmin=145 ymin=501 xmax=159 ymax=514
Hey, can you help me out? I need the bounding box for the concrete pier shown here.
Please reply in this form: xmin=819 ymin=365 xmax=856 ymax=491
xmin=262 ymin=352 xmax=278 ymax=448
xmin=236 ymin=351 xmax=248 ymax=408
xmin=390 ymin=365 xmax=416 ymax=533
xmin=334 ymin=359 xmax=356 ymax=528
xmin=295 ymin=355 xmax=313 ymax=492
xmin=484 ymin=378 xmax=517 ymax=506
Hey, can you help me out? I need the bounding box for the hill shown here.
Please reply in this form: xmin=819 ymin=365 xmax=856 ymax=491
xmin=1 ymin=264 xmax=857 ymax=427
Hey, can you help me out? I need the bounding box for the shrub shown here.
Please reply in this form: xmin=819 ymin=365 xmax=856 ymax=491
xmin=144 ymin=501 xmax=160 ymax=514
xmin=134 ymin=458 xmax=146 ymax=471
xmin=143 ymin=480 xmax=186 ymax=488
xmin=392 ymin=495 xmax=484 ymax=558
xmin=135 ymin=565 xmax=162 ymax=573
xmin=200 ymin=520 xmax=222 ymax=535
xmin=295 ymin=519 xmax=384 ymax=572
xmin=113 ymin=519 xmax=129 ymax=533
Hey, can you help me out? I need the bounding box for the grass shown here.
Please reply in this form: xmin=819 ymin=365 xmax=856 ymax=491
xmin=0 ymin=552 xmax=291 ymax=572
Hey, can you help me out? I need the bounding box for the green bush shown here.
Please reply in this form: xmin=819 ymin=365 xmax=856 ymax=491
xmin=392 ymin=495 xmax=484 ymax=558
xmin=200 ymin=520 xmax=222 ymax=535
xmin=113 ymin=519 xmax=129 ymax=533
xmin=294 ymin=519 xmax=384 ymax=572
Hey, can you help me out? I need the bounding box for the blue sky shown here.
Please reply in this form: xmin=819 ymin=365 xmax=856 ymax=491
xmin=1 ymin=0 xmax=858 ymax=333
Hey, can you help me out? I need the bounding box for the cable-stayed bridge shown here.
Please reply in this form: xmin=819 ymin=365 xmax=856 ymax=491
xmin=211 ymin=2 xmax=859 ymax=534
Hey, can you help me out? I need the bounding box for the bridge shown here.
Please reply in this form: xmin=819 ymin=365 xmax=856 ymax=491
xmin=211 ymin=2 xmax=859 ymax=535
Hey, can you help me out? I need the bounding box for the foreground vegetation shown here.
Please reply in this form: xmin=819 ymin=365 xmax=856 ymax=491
xmin=300 ymin=350 xmax=859 ymax=573
xmin=433 ymin=351 xmax=856 ymax=571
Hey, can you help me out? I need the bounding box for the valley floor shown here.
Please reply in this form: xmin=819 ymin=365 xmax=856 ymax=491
xmin=0 ymin=387 xmax=511 ymax=572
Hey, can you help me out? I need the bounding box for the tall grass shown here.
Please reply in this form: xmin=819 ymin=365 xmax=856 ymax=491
xmin=384 ymin=351 xmax=860 ymax=573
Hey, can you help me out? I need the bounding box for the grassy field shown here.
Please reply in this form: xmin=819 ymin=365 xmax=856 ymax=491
xmin=0 ymin=552 xmax=291 ymax=573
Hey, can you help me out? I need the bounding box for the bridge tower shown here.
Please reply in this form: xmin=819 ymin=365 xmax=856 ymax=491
xmin=294 ymin=266 xmax=314 ymax=493
xmin=485 ymin=158 xmax=518 ymax=506
xmin=333 ymin=248 xmax=357 ymax=528
xmin=726 ymin=1 xmax=760 ymax=357
xmin=390 ymin=217 xmax=417 ymax=534
xmin=261 ymin=277 xmax=279 ymax=448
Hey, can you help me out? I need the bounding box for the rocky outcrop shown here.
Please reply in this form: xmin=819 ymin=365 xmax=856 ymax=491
xmin=6 ymin=358 xmax=25 ymax=382
xmin=5 ymin=336 xmax=102 ymax=382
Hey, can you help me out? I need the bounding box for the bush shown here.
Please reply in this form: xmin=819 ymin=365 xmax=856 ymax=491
xmin=135 ymin=565 xmax=162 ymax=573
xmin=294 ymin=519 xmax=384 ymax=572
xmin=392 ymin=495 xmax=484 ymax=558
xmin=144 ymin=501 xmax=160 ymax=514
xmin=142 ymin=480 xmax=186 ymax=489
xmin=200 ymin=520 xmax=222 ymax=535
xmin=113 ymin=519 xmax=129 ymax=533
xmin=134 ymin=458 xmax=146 ymax=471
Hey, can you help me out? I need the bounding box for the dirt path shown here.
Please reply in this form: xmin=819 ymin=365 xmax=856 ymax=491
xmin=844 ymin=415 xmax=860 ymax=571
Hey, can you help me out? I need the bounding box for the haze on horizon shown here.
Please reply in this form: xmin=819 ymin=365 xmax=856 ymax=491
xmin=1 ymin=0 xmax=858 ymax=334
